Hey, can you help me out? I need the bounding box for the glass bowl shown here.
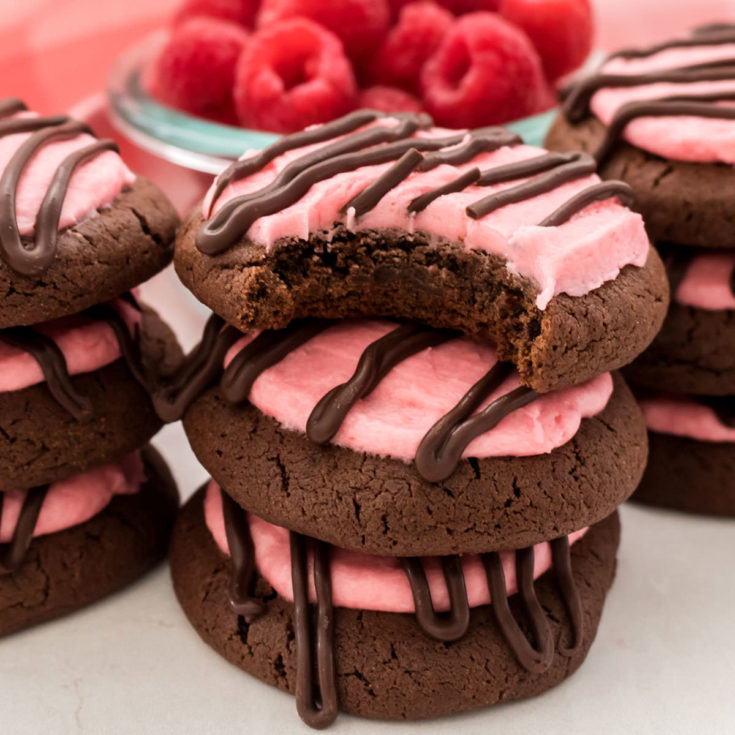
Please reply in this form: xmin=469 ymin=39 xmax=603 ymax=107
xmin=107 ymin=31 xmax=558 ymax=175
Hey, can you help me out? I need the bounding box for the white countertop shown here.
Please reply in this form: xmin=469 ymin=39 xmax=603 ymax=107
xmin=1 ymin=269 xmax=733 ymax=735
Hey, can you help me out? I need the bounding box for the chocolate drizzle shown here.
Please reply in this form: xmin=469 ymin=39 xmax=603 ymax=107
xmin=159 ymin=316 xmax=544 ymax=481
xmin=0 ymin=98 xmax=28 ymax=118
xmin=0 ymin=295 xmax=151 ymax=421
xmin=208 ymin=109 xmax=386 ymax=210
xmin=466 ymin=152 xmax=597 ymax=220
xmin=340 ymin=148 xmax=424 ymax=217
xmin=197 ymin=110 xmax=625 ymax=257
xmin=538 ymin=181 xmax=635 ymax=227
xmin=561 ymin=24 xmax=735 ymax=164
xmin=0 ymin=107 xmax=119 ymax=276
xmin=400 ymin=555 xmax=470 ymax=641
xmin=221 ymin=320 xmax=334 ymax=404
xmin=154 ymin=314 xmax=242 ymax=422
xmin=0 ymin=485 xmax=48 ymax=575
xmin=290 ymin=532 xmax=338 ymax=730
xmin=483 ymin=548 xmax=554 ymax=672
xmin=415 ymin=362 xmax=538 ymax=482
xmin=0 ymin=327 xmax=93 ymax=420
xmin=219 ymin=490 xmax=586 ymax=729
xmin=306 ymin=323 xmax=458 ymax=445
xmin=220 ymin=488 xmax=265 ymax=619
xmin=549 ymin=536 xmax=584 ymax=655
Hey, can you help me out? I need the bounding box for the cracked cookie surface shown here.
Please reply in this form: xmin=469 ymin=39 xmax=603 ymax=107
xmin=182 ymin=373 xmax=646 ymax=556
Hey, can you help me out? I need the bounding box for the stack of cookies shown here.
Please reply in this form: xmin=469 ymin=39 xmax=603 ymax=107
xmin=547 ymin=23 xmax=735 ymax=517
xmin=0 ymin=99 xmax=182 ymax=636
xmin=161 ymin=110 xmax=668 ymax=726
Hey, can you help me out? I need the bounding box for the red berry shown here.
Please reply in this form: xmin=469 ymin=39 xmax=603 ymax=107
xmin=370 ymin=2 xmax=453 ymax=93
xmin=386 ymin=0 xmax=436 ymax=20
xmin=420 ymin=12 xmax=548 ymax=127
xmin=256 ymin=0 xmax=390 ymax=64
xmin=174 ymin=0 xmax=260 ymax=28
xmin=500 ymin=0 xmax=593 ymax=81
xmin=234 ymin=18 xmax=357 ymax=133
xmin=150 ymin=17 xmax=248 ymax=123
xmin=358 ymin=86 xmax=424 ymax=114
xmin=437 ymin=0 xmax=500 ymax=12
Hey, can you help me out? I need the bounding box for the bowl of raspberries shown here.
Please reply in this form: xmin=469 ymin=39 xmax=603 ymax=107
xmin=108 ymin=0 xmax=594 ymax=172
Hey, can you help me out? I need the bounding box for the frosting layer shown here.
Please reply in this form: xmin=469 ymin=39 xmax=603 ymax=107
xmin=0 ymin=452 xmax=144 ymax=542
xmin=0 ymin=298 xmax=139 ymax=394
xmin=640 ymin=395 xmax=735 ymax=443
xmin=1 ymin=111 xmax=134 ymax=237
xmin=591 ymin=41 xmax=735 ymax=163
xmin=224 ymin=319 xmax=613 ymax=461
xmin=676 ymin=252 xmax=735 ymax=310
xmin=204 ymin=482 xmax=587 ymax=613
xmin=204 ymin=118 xmax=649 ymax=310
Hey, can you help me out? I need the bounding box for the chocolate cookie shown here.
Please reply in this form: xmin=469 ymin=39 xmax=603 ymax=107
xmin=0 ymin=303 xmax=183 ymax=490
xmin=174 ymin=109 xmax=668 ymax=393
xmin=634 ymin=431 xmax=735 ymax=516
xmin=170 ymin=489 xmax=620 ymax=722
xmin=0 ymin=446 xmax=178 ymax=637
xmin=0 ymin=99 xmax=178 ymax=328
xmin=0 ymin=178 xmax=178 ymax=329
xmin=545 ymin=25 xmax=735 ymax=249
xmin=182 ymin=372 xmax=645 ymax=556
xmin=625 ymin=302 xmax=735 ymax=395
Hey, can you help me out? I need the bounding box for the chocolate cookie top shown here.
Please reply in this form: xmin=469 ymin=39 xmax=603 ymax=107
xmin=0 ymin=98 xmax=178 ymax=327
xmin=546 ymin=25 xmax=735 ymax=247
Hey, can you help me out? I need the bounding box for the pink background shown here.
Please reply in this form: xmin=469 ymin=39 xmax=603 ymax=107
xmin=2 ymin=0 xmax=735 ymax=114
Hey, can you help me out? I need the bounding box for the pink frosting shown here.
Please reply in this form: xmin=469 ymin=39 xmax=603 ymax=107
xmin=590 ymin=42 xmax=735 ymax=163
xmin=224 ymin=319 xmax=613 ymax=461
xmin=204 ymin=482 xmax=587 ymax=612
xmin=0 ymin=111 xmax=134 ymax=236
xmin=0 ymin=452 xmax=144 ymax=543
xmin=640 ymin=395 xmax=735 ymax=442
xmin=205 ymin=119 xmax=649 ymax=310
xmin=675 ymin=252 xmax=735 ymax=310
xmin=0 ymin=298 xmax=139 ymax=394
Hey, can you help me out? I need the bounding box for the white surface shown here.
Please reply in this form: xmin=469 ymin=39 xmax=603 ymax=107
xmin=1 ymin=269 xmax=734 ymax=734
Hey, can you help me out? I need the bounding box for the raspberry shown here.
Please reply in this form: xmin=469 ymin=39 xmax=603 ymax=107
xmin=150 ymin=17 xmax=248 ymax=123
xmin=256 ymin=0 xmax=390 ymax=64
xmin=420 ymin=12 xmax=548 ymax=127
xmin=174 ymin=0 xmax=260 ymax=28
xmin=370 ymin=2 xmax=454 ymax=93
xmin=437 ymin=0 xmax=500 ymax=11
xmin=500 ymin=0 xmax=593 ymax=81
xmin=234 ymin=18 xmax=358 ymax=133
xmin=358 ymin=86 xmax=424 ymax=114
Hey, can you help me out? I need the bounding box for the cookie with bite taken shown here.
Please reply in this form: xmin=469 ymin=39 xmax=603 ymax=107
xmin=174 ymin=109 xmax=669 ymax=394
